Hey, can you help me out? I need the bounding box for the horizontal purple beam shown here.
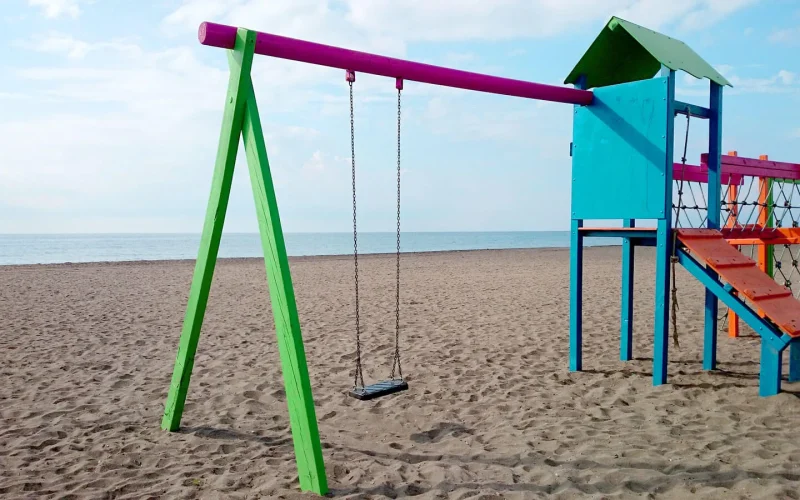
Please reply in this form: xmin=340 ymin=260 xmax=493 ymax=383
xmin=673 ymin=163 xmax=743 ymax=185
xmin=701 ymin=154 xmax=800 ymax=181
xmin=198 ymin=22 xmax=593 ymax=106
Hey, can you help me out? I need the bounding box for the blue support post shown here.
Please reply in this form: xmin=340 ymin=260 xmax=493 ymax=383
xmin=621 ymin=220 xmax=635 ymax=361
xmin=570 ymin=218 xmax=584 ymax=371
xmin=760 ymin=342 xmax=783 ymax=397
xmin=676 ymin=247 xmax=791 ymax=396
xmin=654 ymin=218 xmax=671 ymax=385
xmin=569 ymin=74 xmax=587 ymax=373
xmin=704 ymin=81 xmax=724 ymax=371
xmin=790 ymin=341 xmax=800 ymax=383
xmin=653 ymin=69 xmax=675 ymax=386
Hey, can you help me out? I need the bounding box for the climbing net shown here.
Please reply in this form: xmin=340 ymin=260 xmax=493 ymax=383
xmin=672 ymin=168 xmax=800 ymax=299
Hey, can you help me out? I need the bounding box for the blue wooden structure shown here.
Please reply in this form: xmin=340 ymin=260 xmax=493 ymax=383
xmin=566 ymin=18 xmax=730 ymax=387
xmin=567 ymin=18 xmax=800 ymax=396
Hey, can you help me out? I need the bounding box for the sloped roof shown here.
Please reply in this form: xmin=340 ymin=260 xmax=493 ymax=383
xmin=565 ymin=17 xmax=731 ymax=89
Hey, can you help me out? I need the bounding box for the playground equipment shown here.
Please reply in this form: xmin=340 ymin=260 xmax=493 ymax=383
xmin=160 ymin=20 xmax=591 ymax=495
xmin=568 ymin=18 xmax=800 ymax=397
xmin=346 ymin=71 xmax=409 ymax=400
xmin=160 ymin=16 xmax=798 ymax=496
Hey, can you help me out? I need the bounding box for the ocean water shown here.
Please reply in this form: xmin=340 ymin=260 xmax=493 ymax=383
xmin=0 ymin=232 xmax=618 ymax=266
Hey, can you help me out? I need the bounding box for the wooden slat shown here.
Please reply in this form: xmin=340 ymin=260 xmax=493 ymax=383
xmin=677 ymin=228 xmax=800 ymax=338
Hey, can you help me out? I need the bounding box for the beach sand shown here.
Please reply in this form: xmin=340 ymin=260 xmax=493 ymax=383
xmin=1 ymin=247 xmax=799 ymax=499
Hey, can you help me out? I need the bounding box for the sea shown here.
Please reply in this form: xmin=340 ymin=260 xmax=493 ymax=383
xmin=0 ymin=232 xmax=619 ymax=266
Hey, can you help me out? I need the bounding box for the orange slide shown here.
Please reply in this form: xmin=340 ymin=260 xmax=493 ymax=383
xmin=677 ymin=229 xmax=800 ymax=338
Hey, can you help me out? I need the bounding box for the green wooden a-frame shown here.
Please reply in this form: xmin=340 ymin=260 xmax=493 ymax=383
xmin=160 ymin=29 xmax=328 ymax=495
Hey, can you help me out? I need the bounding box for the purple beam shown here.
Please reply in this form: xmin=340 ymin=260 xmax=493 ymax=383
xmin=701 ymin=154 xmax=800 ymax=181
xmin=673 ymin=163 xmax=743 ymax=185
xmin=198 ymin=22 xmax=593 ymax=106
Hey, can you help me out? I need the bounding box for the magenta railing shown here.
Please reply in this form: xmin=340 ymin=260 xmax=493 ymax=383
xmin=673 ymin=163 xmax=743 ymax=185
xmin=700 ymin=154 xmax=800 ymax=181
xmin=198 ymin=22 xmax=593 ymax=106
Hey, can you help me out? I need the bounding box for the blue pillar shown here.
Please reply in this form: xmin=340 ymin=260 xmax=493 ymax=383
xmin=759 ymin=341 xmax=783 ymax=397
xmin=653 ymin=218 xmax=671 ymax=385
xmin=653 ymin=69 xmax=675 ymax=386
xmin=703 ymin=82 xmax=724 ymax=371
xmin=620 ymin=220 xmax=635 ymax=361
xmin=789 ymin=340 xmax=800 ymax=383
xmin=570 ymin=218 xmax=584 ymax=371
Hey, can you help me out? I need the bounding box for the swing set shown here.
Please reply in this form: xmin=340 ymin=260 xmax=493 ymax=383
xmin=160 ymin=17 xmax=799 ymax=496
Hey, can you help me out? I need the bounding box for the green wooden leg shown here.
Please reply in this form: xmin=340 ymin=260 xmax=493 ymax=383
xmin=240 ymin=77 xmax=328 ymax=495
xmin=161 ymin=29 xmax=257 ymax=432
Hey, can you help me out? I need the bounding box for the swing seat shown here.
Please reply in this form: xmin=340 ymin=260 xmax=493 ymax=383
xmin=349 ymin=379 xmax=408 ymax=400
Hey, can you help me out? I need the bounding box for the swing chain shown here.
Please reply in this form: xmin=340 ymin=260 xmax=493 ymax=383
xmin=350 ymin=78 xmax=364 ymax=390
xmin=391 ymin=86 xmax=403 ymax=381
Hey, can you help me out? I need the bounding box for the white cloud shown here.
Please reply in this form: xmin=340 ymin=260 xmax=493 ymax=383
xmin=679 ymin=65 xmax=799 ymax=96
xmin=769 ymin=27 xmax=800 ymax=44
xmin=28 ymin=0 xmax=82 ymax=19
xmin=163 ymin=0 xmax=758 ymax=45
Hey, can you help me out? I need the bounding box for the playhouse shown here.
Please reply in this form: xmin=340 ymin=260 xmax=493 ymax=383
xmin=158 ymin=16 xmax=800 ymax=495
xmin=566 ymin=17 xmax=800 ymax=398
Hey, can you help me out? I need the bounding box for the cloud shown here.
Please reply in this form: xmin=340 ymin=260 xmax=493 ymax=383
xmin=163 ymin=0 xmax=758 ymax=45
xmin=28 ymin=0 xmax=82 ymax=19
xmin=769 ymin=27 xmax=800 ymax=44
xmin=678 ymin=65 xmax=799 ymax=96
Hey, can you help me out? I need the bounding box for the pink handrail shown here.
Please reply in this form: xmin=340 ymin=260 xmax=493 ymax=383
xmin=198 ymin=22 xmax=593 ymax=106
xmin=701 ymin=154 xmax=800 ymax=181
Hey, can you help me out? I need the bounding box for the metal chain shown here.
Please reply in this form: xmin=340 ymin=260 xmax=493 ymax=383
xmin=670 ymin=110 xmax=691 ymax=349
xmin=350 ymin=80 xmax=364 ymax=390
xmin=391 ymin=87 xmax=403 ymax=381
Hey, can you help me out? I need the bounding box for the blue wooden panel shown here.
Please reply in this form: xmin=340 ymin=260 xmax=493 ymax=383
xmin=572 ymin=77 xmax=670 ymax=220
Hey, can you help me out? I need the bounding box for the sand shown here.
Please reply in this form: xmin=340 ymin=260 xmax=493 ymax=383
xmin=1 ymin=247 xmax=799 ymax=499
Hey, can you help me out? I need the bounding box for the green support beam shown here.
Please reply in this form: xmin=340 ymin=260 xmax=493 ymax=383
xmin=161 ymin=27 xmax=328 ymax=496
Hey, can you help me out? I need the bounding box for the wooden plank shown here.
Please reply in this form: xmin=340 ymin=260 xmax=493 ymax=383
xmin=701 ymin=153 xmax=800 ymax=181
xmin=161 ymin=28 xmax=257 ymax=432
xmin=674 ymin=100 xmax=711 ymax=119
xmin=677 ymin=229 xmax=800 ymax=337
xmin=240 ymin=74 xmax=327 ymax=494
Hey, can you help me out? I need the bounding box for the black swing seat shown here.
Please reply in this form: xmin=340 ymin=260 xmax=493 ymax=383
xmin=349 ymin=379 xmax=408 ymax=400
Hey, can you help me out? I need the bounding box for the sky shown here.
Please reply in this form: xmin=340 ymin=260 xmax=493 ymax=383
xmin=1 ymin=0 xmax=799 ymax=234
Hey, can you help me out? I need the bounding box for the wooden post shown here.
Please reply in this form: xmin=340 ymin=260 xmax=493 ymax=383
xmin=620 ymin=219 xmax=635 ymax=361
xmin=703 ymin=81 xmax=723 ymax=371
xmin=161 ymin=28 xmax=328 ymax=495
xmin=239 ymin=74 xmax=327 ymax=494
xmin=755 ymin=155 xmax=773 ymax=321
xmin=161 ymin=28 xmax=257 ymax=432
xmin=569 ymin=74 xmax=587 ymax=373
xmin=726 ymin=151 xmax=740 ymax=338
xmin=653 ymin=68 xmax=675 ymax=385
xmin=570 ymin=218 xmax=584 ymax=371
xmin=758 ymin=154 xmax=774 ymax=280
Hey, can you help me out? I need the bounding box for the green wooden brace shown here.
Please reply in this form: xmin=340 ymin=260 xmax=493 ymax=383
xmin=160 ymin=27 xmax=328 ymax=495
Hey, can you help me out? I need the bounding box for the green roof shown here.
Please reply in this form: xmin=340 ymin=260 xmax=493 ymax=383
xmin=565 ymin=17 xmax=731 ymax=89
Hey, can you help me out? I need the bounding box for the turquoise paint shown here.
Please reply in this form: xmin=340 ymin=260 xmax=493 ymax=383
xmin=676 ymin=248 xmax=792 ymax=396
xmin=790 ymin=341 xmax=800 ymax=383
xmin=569 ymin=218 xmax=584 ymax=372
xmin=572 ymin=77 xmax=670 ymax=220
xmin=621 ymin=219 xmax=635 ymax=361
xmin=652 ymin=71 xmax=675 ymax=387
xmin=653 ymin=218 xmax=671 ymax=385
xmin=703 ymin=82 xmax=724 ymax=371
xmin=759 ymin=343 xmax=782 ymax=397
